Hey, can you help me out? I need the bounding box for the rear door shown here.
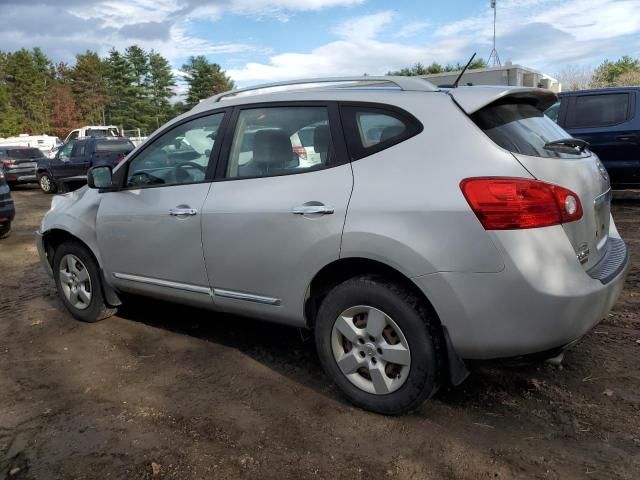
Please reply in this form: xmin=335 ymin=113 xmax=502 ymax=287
xmin=562 ymin=91 xmax=638 ymax=186
xmin=201 ymin=103 xmax=352 ymax=325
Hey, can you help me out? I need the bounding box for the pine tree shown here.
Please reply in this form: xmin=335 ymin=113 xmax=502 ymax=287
xmin=147 ymin=51 xmax=175 ymax=130
xmin=69 ymin=51 xmax=109 ymax=125
xmin=48 ymin=84 xmax=81 ymax=139
xmin=125 ymin=45 xmax=154 ymax=132
xmin=105 ymin=49 xmax=136 ymax=130
xmin=182 ymin=56 xmax=235 ymax=107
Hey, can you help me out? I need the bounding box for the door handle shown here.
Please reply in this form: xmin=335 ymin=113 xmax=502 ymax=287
xmin=169 ymin=207 xmax=198 ymax=216
xmin=291 ymin=204 xmax=335 ymax=215
xmin=616 ymin=135 xmax=638 ymax=142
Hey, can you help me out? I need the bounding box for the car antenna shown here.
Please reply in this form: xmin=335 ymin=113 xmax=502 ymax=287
xmin=452 ymin=53 xmax=477 ymax=88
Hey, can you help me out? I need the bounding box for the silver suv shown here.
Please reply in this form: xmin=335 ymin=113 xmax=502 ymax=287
xmin=36 ymin=77 xmax=629 ymax=415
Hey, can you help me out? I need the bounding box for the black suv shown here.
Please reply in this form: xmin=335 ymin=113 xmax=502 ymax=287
xmin=547 ymin=87 xmax=640 ymax=188
xmin=0 ymin=170 xmax=15 ymax=238
xmin=37 ymin=137 xmax=135 ymax=193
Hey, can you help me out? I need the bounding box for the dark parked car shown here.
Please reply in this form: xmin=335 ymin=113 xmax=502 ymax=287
xmin=546 ymin=87 xmax=640 ymax=188
xmin=0 ymin=146 xmax=44 ymax=186
xmin=36 ymin=137 xmax=135 ymax=193
xmin=0 ymin=170 xmax=15 ymax=238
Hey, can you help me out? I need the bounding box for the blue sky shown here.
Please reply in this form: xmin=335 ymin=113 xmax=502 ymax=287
xmin=1 ymin=0 xmax=639 ymax=91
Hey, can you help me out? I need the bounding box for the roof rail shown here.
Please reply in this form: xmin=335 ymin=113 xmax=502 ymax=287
xmin=208 ymin=76 xmax=439 ymax=103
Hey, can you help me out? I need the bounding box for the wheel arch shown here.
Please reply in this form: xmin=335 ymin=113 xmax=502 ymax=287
xmin=305 ymin=256 xmax=468 ymax=386
xmin=42 ymin=228 xmax=121 ymax=307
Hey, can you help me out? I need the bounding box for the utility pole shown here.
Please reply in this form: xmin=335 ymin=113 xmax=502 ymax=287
xmin=488 ymin=0 xmax=501 ymax=66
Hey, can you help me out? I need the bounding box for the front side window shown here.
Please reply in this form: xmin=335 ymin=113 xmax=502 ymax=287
xmin=569 ymin=93 xmax=630 ymax=128
xmin=71 ymin=142 xmax=85 ymax=157
xmin=126 ymin=113 xmax=223 ymax=188
xmin=226 ymin=106 xmax=333 ymax=179
xmin=68 ymin=131 xmax=79 ymax=140
xmin=57 ymin=142 xmax=74 ymax=161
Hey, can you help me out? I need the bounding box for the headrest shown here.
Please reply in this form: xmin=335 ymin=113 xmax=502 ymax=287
xmin=379 ymin=125 xmax=405 ymax=143
xmin=253 ymin=129 xmax=293 ymax=166
xmin=313 ymin=125 xmax=331 ymax=153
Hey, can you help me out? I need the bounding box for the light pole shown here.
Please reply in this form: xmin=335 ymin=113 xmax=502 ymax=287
xmin=488 ymin=0 xmax=501 ymax=66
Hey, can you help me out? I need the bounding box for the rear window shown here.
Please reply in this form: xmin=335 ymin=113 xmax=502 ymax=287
xmin=95 ymin=139 xmax=134 ymax=153
xmin=568 ymin=93 xmax=631 ymax=128
xmin=472 ymin=101 xmax=589 ymax=159
xmin=6 ymin=148 xmax=44 ymax=159
xmin=340 ymin=105 xmax=422 ymax=160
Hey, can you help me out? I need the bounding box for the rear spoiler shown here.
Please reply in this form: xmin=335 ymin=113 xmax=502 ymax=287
xmin=447 ymin=86 xmax=558 ymax=115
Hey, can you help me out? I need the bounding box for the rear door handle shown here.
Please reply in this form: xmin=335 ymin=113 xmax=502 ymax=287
xmin=291 ymin=204 xmax=335 ymax=215
xmin=616 ymin=135 xmax=638 ymax=142
xmin=169 ymin=207 xmax=198 ymax=216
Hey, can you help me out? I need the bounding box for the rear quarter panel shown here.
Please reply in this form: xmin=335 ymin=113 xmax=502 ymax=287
xmin=341 ymin=93 xmax=531 ymax=276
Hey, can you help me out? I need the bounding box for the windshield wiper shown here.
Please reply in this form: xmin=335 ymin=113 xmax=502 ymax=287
xmin=543 ymin=138 xmax=589 ymax=154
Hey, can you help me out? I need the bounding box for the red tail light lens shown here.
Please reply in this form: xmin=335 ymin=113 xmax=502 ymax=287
xmin=292 ymin=145 xmax=307 ymax=160
xmin=460 ymin=177 xmax=583 ymax=230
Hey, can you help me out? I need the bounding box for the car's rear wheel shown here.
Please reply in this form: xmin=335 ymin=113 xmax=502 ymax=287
xmin=38 ymin=173 xmax=57 ymax=193
xmin=315 ymin=276 xmax=441 ymax=415
xmin=53 ymin=241 xmax=116 ymax=322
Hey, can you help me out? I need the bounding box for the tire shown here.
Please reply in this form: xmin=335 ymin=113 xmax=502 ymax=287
xmin=315 ymin=275 xmax=442 ymax=415
xmin=53 ymin=241 xmax=117 ymax=322
xmin=38 ymin=173 xmax=57 ymax=193
xmin=0 ymin=222 xmax=10 ymax=239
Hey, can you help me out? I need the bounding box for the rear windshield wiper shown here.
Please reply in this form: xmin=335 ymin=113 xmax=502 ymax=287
xmin=543 ymin=138 xmax=589 ymax=154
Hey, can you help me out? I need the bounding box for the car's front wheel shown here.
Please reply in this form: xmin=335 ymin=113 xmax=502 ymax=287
xmin=53 ymin=241 xmax=117 ymax=322
xmin=38 ymin=173 xmax=57 ymax=193
xmin=0 ymin=221 xmax=11 ymax=239
xmin=315 ymin=276 xmax=442 ymax=415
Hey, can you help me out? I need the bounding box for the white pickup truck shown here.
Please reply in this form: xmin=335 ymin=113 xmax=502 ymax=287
xmin=63 ymin=126 xmax=120 ymax=143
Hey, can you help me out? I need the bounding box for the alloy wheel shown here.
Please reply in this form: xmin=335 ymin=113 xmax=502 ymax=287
xmin=58 ymin=254 xmax=92 ymax=310
xmin=331 ymin=305 xmax=411 ymax=395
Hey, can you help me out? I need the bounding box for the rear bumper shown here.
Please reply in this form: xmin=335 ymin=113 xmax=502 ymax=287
xmin=0 ymin=198 xmax=15 ymax=223
xmin=414 ymin=224 xmax=630 ymax=360
xmin=35 ymin=230 xmax=53 ymax=278
xmin=5 ymin=171 xmax=37 ymax=183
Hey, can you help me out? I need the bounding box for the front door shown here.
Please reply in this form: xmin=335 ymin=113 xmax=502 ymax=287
xmin=96 ymin=111 xmax=227 ymax=306
xmin=201 ymin=104 xmax=353 ymax=325
xmin=68 ymin=140 xmax=90 ymax=177
xmin=50 ymin=141 xmax=74 ymax=178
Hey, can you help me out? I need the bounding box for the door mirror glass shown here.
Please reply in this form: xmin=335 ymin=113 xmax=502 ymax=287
xmin=88 ymin=165 xmax=113 ymax=189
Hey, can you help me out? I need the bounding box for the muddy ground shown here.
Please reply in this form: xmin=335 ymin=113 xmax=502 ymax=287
xmin=0 ymin=185 xmax=638 ymax=480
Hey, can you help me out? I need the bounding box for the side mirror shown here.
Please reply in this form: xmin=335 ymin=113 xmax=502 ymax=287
xmin=87 ymin=165 xmax=114 ymax=190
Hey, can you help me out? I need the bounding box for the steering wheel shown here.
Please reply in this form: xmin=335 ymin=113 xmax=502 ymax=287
xmin=176 ymin=161 xmax=206 ymax=173
xmin=175 ymin=161 xmax=207 ymax=182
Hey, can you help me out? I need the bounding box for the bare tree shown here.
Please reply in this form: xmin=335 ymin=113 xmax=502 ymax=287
xmin=555 ymin=64 xmax=595 ymax=91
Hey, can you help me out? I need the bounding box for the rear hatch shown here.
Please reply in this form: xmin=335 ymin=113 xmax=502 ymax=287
xmin=3 ymin=148 xmax=43 ymax=174
xmin=451 ymin=87 xmax=612 ymax=270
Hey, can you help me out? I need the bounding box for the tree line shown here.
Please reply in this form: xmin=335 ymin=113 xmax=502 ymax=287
xmin=0 ymin=47 xmax=234 ymax=139
xmin=556 ymin=56 xmax=640 ymax=91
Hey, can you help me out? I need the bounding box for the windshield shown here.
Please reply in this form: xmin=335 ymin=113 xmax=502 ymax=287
xmin=472 ymin=101 xmax=589 ymax=159
xmin=6 ymin=148 xmax=45 ymax=159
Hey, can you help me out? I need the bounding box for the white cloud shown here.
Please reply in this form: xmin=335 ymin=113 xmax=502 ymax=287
xmin=333 ymin=11 xmax=395 ymax=40
xmin=394 ymin=21 xmax=431 ymax=39
xmin=228 ymin=0 xmax=640 ymax=84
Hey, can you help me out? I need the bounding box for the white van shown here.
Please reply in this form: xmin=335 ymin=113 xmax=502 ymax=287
xmin=0 ymin=134 xmax=62 ymax=158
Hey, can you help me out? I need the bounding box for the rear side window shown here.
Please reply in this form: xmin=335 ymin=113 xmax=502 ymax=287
xmin=95 ymin=140 xmax=134 ymax=153
xmin=225 ymin=106 xmax=335 ymax=179
xmin=6 ymin=148 xmax=44 ymax=159
xmin=568 ymin=93 xmax=631 ymax=128
xmin=340 ymin=105 xmax=422 ymax=160
xmin=472 ymin=101 xmax=589 ymax=159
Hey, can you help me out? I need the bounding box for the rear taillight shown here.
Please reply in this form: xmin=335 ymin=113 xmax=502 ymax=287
xmin=292 ymin=145 xmax=307 ymax=160
xmin=460 ymin=177 xmax=583 ymax=230
xmin=1 ymin=160 xmax=16 ymax=167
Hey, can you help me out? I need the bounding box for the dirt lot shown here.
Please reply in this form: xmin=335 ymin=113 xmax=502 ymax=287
xmin=0 ymin=185 xmax=639 ymax=480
